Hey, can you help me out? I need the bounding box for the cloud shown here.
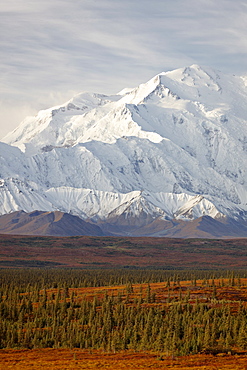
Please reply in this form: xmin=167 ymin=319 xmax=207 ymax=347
xmin=0 ymin=0 xmax=247 ymax=138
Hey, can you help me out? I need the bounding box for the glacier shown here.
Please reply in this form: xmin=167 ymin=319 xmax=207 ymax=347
xmin=1 ymin=64 xmax=247 ymax=236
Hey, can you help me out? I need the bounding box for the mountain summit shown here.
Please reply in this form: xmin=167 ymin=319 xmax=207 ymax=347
xmin=1 ymin=65 xmax=247 ymax=237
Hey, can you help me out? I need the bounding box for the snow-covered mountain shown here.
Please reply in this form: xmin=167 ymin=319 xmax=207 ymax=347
xmin=1 ymin=64 xmax=247 ymax=237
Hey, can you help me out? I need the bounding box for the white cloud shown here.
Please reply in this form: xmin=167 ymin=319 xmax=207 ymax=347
xmin=0 ymin=0 xmax=247 ymax=138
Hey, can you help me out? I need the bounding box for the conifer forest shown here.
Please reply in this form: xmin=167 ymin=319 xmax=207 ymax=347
xmin=1 ymin=268 xmax=247 ymax=357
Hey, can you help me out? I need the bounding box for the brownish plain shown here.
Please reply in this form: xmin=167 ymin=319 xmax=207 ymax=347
xmin=0 ymin=234 xmax=247 ymax=269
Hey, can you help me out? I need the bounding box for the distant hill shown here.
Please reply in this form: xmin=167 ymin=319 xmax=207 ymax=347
xmin=0 ymin=210 xmax=104 ymax=236
xmin=1 ymin=211 xmax=247 ymax=239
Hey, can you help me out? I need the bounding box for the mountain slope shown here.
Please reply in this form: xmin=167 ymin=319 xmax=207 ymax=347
xmin=1 ymin=64 xmax=247 ymax=237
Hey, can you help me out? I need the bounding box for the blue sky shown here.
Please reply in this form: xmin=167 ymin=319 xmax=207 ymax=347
xmin=1 ymin=0 xmax=247 ymax=138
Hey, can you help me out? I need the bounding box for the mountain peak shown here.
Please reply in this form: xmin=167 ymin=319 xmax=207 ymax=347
xmin=1 ymin=64 xmax=247 ymax=237
xmin=2 ymin=64 xmax=236 ymax=153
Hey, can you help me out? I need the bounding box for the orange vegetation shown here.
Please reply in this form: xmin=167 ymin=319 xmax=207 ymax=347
xmin=1 ymin=349 xmax=247 ymax=370
xmin=39 ymin=278 xmax=247 ymax=310
xmin=1 ymin=277 xmax=247 ymax=368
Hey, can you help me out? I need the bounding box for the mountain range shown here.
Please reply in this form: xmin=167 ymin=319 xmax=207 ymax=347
xmin=1 ymin=64 xmax=247 ymax=238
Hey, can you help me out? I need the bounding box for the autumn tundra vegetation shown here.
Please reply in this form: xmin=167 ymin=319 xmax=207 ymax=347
xmin=0 ymin=268 xmax=247 ymax=369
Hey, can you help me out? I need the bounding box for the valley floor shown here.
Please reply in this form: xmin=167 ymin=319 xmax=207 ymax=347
xmin=1 ymin=234 xmax=247 ymax=269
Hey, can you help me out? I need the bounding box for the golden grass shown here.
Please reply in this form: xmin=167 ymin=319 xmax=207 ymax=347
xmin=1 ymin=349 xmax=247 ymax=369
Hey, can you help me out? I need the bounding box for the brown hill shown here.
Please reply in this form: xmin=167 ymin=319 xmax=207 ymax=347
xmin=99 ymin=215 xmax=247 ymax=239
xmin=0 ymin=210 xmax=104 ymax=236
xmin=158 ymin=215 xmax=247 ymax=239
xmin=1 ymin=211 xmax=247 ymax=239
